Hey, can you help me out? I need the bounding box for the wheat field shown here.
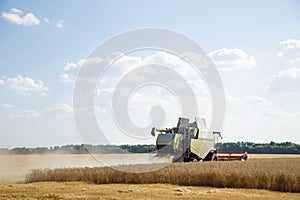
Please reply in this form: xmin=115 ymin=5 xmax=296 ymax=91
xmin=1 ymin=154 xmax=300 ymax=199
xmin=26 ymin=158 xmax=300 ymax=192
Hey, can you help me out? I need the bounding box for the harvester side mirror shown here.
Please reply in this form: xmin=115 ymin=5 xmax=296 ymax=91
xmin=151 ymin=127 xmax=156 ymax=136
xmin=213 ymin=131 xmax=222 ymax=139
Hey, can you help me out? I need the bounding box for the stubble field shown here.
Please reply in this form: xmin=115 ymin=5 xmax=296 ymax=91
xmin=2 ymin=182 xmax=300 ymax=200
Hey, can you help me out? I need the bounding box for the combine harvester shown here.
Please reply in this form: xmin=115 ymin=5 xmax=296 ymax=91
xmin=151 ymin=117 xmax=248 ymax=162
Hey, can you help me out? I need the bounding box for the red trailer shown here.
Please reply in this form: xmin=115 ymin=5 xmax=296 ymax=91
xmin=217 ymin=151 xmax=248 ymax=161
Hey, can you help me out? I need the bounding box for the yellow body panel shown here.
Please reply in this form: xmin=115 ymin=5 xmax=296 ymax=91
xmin=191 ymin=138 xmax=214 ymax=159
xmin=190 ymin=139 xmax=203 ymax=158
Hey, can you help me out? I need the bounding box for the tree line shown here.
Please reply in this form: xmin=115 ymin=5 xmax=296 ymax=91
xmin=0 ymin=142 xmax=299 ymax=154
xmin=0 ymin=144 xmax=155 ymax=154
xmin=217 ymin=141 xmax=300 ymax=154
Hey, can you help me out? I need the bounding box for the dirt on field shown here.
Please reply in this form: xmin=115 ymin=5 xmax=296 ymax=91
xmin=1 ymin=182 xmax=300 ymax=200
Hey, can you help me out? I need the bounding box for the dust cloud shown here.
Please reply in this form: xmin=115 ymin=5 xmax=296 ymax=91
xmin=0 ymin=154 xmax=171 ymax=183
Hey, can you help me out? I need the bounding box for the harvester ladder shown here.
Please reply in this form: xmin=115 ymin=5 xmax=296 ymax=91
xmin=183 ymin=127 xmax=190 ymax=160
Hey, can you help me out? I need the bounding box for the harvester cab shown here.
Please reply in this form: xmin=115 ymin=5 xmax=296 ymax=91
xmin=151 ymin=117 xmax=221 ymax=162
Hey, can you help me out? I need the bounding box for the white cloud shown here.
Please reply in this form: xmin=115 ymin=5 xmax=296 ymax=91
xmin=0 ymin=75 xmax=48 ymax=95
xmin=15 ymin=110 xmax=42 ymax=118
xmin=144 ymin=51 xmax=198 ymax=77
xmin=266 ymin=67 xmax=300 ymax=92
xmin=53 ymin=103 xmax=72 ymax=114
xmin=225 ymin=91 xmax=275 ymax=119
xmin=46 ymin=103 xmax=73 ymax=115
xmin=270 ymin=39 xmax=300 ymax=93
xmin=9 ymin=8 xmax=23 ymax=14
xmin=61 ymin=52 xmax=211 ymax=104
xmin=208 ymin=48 xmax=257 ymax=71
xmin=225 ymin=92 xmax=299 ymax=130
xmin=59 ymin=73 xmax=74 ymax=83
xmin=226 ymin=91 xmax=271 ymax=106
xmin=188 ymin=79 xmax=209 ymax=97
xmin=59 ymin=57 xmax=110 ymax=83
xmin=59 ymin=61 xmax=79 ymax=83
xmin=55 ymin=20 xmax=64 ymax=28
xmin=280 ymin=39 xmax=300 ymax=49
xmin=77 ymin=59 xmax=86 ymax=66
xmin=94 ymin=105 xmax=106 ymax=114
xmin=60 ymin=104 xmax=106 ymax=115
xmin=1 ymin=8 xmax=40 ymax=26
xmin=96 ymin=88 xmax=114 ymax=96
xmin=82 ymin=57 xmax=107 ymax=65
xmin=257 ymin=107 xmax=298 ymax=119
xmin=64 ymin=62 xmax=77 ymax=71
xmin=277 ymin=52 xmax=283 ymax=57
xmin=59 ymin=60 xmax=81 ymax=82
xmin=61 ymin=52 xmax=203 ymax=87
xmin=1 ymin=104 xmax=15 ymax=108
xmin=274 ymin=67 xmax=300 ymax=79
xmin=278 ymin=39 xmax=300 ymax=66
xmin=44 ymin=17 xmax=49 ymax=23
xmin=243 ymin=96 xmax=269 ymax=105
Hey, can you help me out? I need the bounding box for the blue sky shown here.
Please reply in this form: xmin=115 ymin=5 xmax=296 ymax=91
xmin=0 ymin=1 xmax=300 ymax=147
